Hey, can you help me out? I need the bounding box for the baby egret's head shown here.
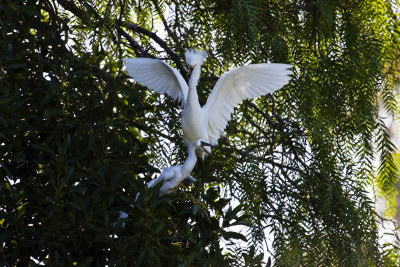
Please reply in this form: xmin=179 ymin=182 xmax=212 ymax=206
xmin=185 ymin=50 xmax=208 ymax=71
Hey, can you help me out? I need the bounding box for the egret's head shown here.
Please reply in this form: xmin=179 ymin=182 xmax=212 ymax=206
xmin=185 ymin=50 xmax=207 ymax=72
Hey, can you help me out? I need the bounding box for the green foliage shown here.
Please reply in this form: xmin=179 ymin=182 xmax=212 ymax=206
xmin=0 ymin=1 xmax=254 ymax=265
xmin=113 ymin=183 xmax=242 ymax=266
xmin=1 ymin=0 xmax=400 ymax=266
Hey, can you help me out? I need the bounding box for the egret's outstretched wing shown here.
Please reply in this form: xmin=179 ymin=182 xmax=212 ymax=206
xmin=124 ymin=58 xmax=188 ymax=106
xmin=203 ymin=63 xmax=292 ymax=145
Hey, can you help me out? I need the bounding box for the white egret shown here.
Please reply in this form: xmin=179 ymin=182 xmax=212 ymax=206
xmin=144 ymin=139 xmax=211 ymax=196
xmin=115 ymin=139 xmax=211 ymax=228
xmin=124 ymin=50 xmax=292 ymax=159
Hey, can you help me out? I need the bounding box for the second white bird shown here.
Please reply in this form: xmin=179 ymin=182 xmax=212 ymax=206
xmin=145 ymin=139 xmax=211 ymax=196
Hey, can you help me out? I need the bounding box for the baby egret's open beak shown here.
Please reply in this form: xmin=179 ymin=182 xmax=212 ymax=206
xmin=200 ymin=141 xmax=212 ymax=155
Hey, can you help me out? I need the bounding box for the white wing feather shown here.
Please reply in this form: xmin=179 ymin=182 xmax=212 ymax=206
xmin=124 ymin=58 xmax=188 ymax=106
xmin=203 ymin=63 xmax=292 ymax=145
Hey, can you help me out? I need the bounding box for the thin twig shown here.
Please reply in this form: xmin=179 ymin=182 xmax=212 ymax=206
xmin=150 ymin=0 xmax=180 ymax=45
xmin=118 ymin=20 xmax=187 ymax=77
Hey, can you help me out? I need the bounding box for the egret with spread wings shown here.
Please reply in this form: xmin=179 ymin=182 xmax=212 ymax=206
xmin=124 ymin=50 xmax=292 ymax=159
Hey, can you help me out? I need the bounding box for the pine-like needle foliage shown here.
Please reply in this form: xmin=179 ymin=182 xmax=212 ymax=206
xmin=1 ymin=0 xmax=400 ymax=266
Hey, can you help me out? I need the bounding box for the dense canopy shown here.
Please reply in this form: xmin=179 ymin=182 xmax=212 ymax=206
xmin=1 ymin=0 xmax=400 ymax=266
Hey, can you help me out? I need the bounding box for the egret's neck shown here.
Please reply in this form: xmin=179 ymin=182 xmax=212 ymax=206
xmin=187 ymin=66 xmax=202 ymax=105
xmin=182 ymin=145 xmax=198 ymax=178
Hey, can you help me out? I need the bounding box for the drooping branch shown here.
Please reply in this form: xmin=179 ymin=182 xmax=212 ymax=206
xmin=57 ymin=0 xmax=186 ymax=76
xmin=117 ymin=27 xmax=154 ymax=58
xmin=57 ymin=0 xmax=87 ymax=19
xmin=244 ymin=97 xmax=314 ymax=177
xmin=150 ymin=0 xmax=180 ymax=46
xmin=118 ymin=20 xmax=188 ymax=77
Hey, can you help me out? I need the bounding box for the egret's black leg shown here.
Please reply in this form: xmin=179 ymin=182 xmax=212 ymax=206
xmin=201 ymin=158 xmax=205 ymax=200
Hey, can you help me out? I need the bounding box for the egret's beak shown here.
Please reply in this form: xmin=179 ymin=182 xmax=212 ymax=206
xmin=189 ymin=65 xmax=196 ymax=74
xmin=200 ymin=141 xmax=212 ymax=155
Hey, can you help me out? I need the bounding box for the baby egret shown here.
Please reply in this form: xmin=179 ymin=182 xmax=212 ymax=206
xmin=124 ymin=50 xmax=292 ymax=159
xmin=145 ymin=139 xmax=211 ymax=196
xmin=116 ymin=139 xmax=211 ymax=228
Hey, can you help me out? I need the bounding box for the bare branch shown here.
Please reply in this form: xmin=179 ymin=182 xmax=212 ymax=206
xmin=117 ymin=28 xmax=154 ymax=58
xmin=57 ymin=0 xmax=87 ymax=19
xmin=118 ymin=20 xmax=188 ymax=77
xmin=57 ymin=0 xmax=180 ymax=67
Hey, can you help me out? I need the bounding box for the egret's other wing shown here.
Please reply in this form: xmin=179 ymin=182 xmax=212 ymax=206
xmin=203 ymin=63 xmax=292 ymax=145
xmin=124 ymin=58 xmax=188 ymax=106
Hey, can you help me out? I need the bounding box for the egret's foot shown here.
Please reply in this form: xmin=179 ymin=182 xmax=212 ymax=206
xmin=170 ymin=183 xmax=185 ymax=191
xmin=193 ymin=201 xmax=207 ymax=210
xmin=183 ymin=175 xmax=197 ymax=186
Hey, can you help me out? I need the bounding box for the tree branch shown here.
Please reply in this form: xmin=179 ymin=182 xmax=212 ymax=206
xmin=57 ymin=0 xmax=183 ymax=73
xmin=118 ymin=20 xmax=188 ymax=77
xmin=116 ymin=28 xmax=154 ymax=58
xmin=56 ymin=0 xmax=87 ymax=19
